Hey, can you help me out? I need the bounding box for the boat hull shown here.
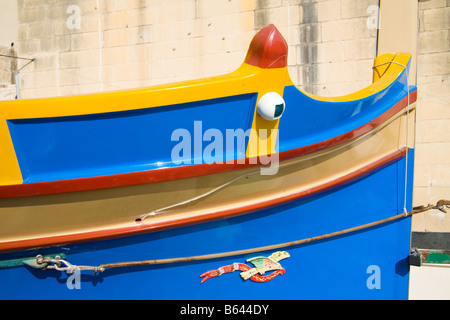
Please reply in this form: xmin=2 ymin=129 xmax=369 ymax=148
xmin=0 ymin=150 xmax=413 ymax=300
xmin=0 ymin=104 xmax=414 ymax=252
xmin=0 ymin=24 xmax=417 ymax=300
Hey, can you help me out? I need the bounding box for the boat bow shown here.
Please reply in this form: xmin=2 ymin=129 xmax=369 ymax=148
xmin=0 ymin=24 xmax=416 ymax=253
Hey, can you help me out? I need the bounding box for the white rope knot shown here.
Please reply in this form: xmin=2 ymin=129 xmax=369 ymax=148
xmin=38 ymin=256 xmax=104 ymax=274
xmin=403 ymin=207 xmax=409 ymax=217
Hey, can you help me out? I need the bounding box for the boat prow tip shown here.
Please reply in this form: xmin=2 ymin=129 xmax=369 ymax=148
xmin=244 ymin=24 xmax=288 ymax=69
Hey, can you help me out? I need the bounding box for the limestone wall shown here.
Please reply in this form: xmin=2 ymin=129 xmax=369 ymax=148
xmin=0 ymin=46 xmax=11 ymax=85
xmin=14 ymin=0 xmax=378 ymax=98
xmin=0 ymin=0 xmax=18 ymax=47
xmin=413 ymin=0 xmax=450 ymax=232
xmin=0 ymin=45 xmax=17 ymax=100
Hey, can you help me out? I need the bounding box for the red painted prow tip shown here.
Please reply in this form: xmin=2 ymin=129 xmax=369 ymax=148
xmin=244 ymin=24 xmax=288 ymax=69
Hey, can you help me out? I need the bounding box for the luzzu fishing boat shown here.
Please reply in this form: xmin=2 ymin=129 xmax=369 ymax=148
xmin=0 ymin=24 xmax=416 ymax=299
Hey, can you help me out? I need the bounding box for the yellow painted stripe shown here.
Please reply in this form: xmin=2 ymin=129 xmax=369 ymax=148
xmin=0 ymin=121 xmax=23 ymax=186
xmin=246 ymin=67 xmax=292 ymax=157
xmin=0 ymin=64 xmax=277 ymax=119
xmin=372 ymin=53 xmax=397 ymax=82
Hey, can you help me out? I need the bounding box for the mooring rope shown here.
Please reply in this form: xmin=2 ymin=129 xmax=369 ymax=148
xmin=38 ymin=200 xmax=448 ymax=274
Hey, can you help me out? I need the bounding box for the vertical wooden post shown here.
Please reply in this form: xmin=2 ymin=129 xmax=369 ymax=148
xmin=377 ymin=0 xmax=419 ymax=84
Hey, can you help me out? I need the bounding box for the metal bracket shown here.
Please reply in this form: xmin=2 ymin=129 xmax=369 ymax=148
xmin=408 ymin=248 xmax=422 ymax=266
xmin=0 ymin=253 xmax=66 ymax=269
xmin=409 ymin=248 xmax=450 ymax=267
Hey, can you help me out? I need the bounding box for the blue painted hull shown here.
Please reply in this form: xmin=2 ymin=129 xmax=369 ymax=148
xmin=0 ymin=151 xmax=413 ymax=300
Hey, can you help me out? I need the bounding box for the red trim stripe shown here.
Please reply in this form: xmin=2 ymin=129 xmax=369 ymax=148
xmin=0 ymin=90 xmax=416 ymax=199
xmin=0 ymin=147 xmax=409 ymax=253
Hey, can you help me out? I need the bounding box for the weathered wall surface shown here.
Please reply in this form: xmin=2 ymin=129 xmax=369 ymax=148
xmin=0 ymin=46 xmax=11 ymax=85
xmin=0 ymin=0 xmax=18 ymax=100
xmin=412 ymin=0 xmax=450 ymax=232
xmin=0 ymin=45 xmax=17 ymax=101
xmin=0 ymin=0 xmax=18 ymax=47
xmin=13 ymin=0 xmax=377 ymax=98
xmin=2 ymin=0 xmax=449 ymax=231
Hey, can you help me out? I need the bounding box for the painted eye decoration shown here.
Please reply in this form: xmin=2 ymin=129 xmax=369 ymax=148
xmin=256 ymin=92 xmax=286 ymax=121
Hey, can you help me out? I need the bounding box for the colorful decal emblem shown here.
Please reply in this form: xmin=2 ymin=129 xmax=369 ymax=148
xmin=200 ymin=251 xmax=290 ymax=283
